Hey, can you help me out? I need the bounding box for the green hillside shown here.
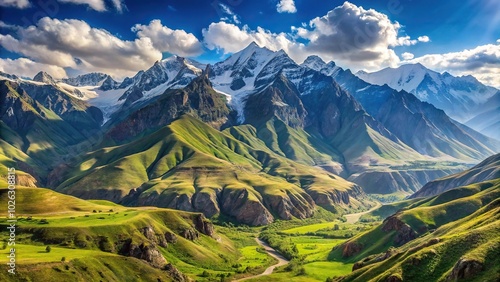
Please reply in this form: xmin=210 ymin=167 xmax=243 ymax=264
xmin=328 ymin=178 xmax=500 ymax=282
xmin=0 ymin=187 xmax=263 ymax=281
xmin=52 ymin=114 xmax=373 ymax=226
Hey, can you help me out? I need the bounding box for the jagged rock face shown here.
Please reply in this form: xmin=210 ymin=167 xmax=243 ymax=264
xmin=342 ymin=241 xmax=363 ymax=258
xmin=6 ymin=80 xmax=103 ymax=131
xmin=219 ymin=188 xmax=274 ymax=226
xmin=264 ymin=192 xmax=315 ymax=220
xmin=181 ymin=228 xmax=199 ymax=240
xmin=447 ymin=258 xmax=483 ymax=281
xmin=33 ymin=71 xmax=56 ymax=84
xmin=386 ymin=274 xmax=403 ymax=282
xmin=120 ymin=240 xmax=167 ymax=268
xmin=244 ymin=74 xmax=307 ymax=128
xmin=193 ymin=214 xmax=214 ymax=237
xmin=308 ymin=184 xmax=363 ymax=212
xmin=62 ymin=72 xmax=109 ymax=87
xmin=107 ymin=74 xmax=230 ymax=142
xmin=164 ymin=263 xmax=189 ymax=282
xmin=98 ymin=76 xmax=119 ymax=91
xmin=382 ymin=216 xmax=417 ymax=246
xmin=191 ymin=191 xmax=220 ymax=217
xmin=140 ymin=226 xmax=167 ymax=247
xmin=164 ymin=231 xmax=178 ymax=244
xmin=118 ymin=56 xmax=203 ymax=107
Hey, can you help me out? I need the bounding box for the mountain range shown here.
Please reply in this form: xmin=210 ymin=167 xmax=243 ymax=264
xmin=1 ymin=42 xmax=499 ymax=225
xmin=355 ymin=63 xmax=500 ymax=139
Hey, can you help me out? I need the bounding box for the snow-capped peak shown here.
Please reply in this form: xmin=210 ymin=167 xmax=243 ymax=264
xmin=62 ymin=72 xmax=111 ymax=87
xmin=355 ymin=63 xmax=439 ymax=93
xmin=33 ymin=71 xmax=56 ymax=85
xmin=301 ymin=55 xmax=326 ymax=70
xmin=355 ymin=63 xmax=498 ymax=122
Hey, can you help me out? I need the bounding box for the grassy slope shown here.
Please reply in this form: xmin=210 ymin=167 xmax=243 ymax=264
xmin=411 ymin=153 xmax=500 ymax=198
xmin=330 ymin=180 xmax=499 ymax=263
xmin=0 ymin=81 xmax=99 ymax=182
xmin=0 ymin=187 xmax=251 ymax=281
xmin=55 ymin=114 xmax=371 ymax=216
xmin=329 ymin=179 xmax=499 ymax=281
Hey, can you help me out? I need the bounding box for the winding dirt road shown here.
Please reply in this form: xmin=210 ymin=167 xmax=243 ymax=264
xmin=232 ymin=203 xmax=381 ymax=281
xmin=232 ymin=237 xmax=290 ymax=281
xmin=344 ymin=202 xmax=382 ymax=223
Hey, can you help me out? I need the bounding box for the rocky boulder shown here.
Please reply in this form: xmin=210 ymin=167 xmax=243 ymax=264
xmin=165 ymin=231 xmax=178 ymax=243
xmin=446 ymin=258 xmax=483 ymax=281
xmin=164 ymin=263 xmax=190 ymax=282
xmin=120 ymin=240 xmax=167 ymax=268
xmin=382 ymin=215 xmax=417 ymax=246
xmin=386 ymin=274 xmax=403 ymax=282
xmin=193 ymin=214 xmax=214 ymax=237
xmin=181 ymin=228 xmax=199 ymax=240
xmin=342 ymin=242 xmax=363 ymax=258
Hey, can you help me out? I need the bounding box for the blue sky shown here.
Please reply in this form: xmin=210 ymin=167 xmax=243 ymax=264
xmin=0 ymin=0 xmax=499 ymax=86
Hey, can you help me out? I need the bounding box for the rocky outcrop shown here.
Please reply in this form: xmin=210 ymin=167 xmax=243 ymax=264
xmin=164 ymin=231 xmax=178 ymax=244
xmin=309 ymin=184 xmax=364 ymax=212
xmin=120 ymin=240 xmax=167 ymax=268
xmin=446 ymin=258 xmax=483 ymax=281
xmin=382 ymin=216 xmax=417 ymax=246
xmin=164 ymin=263 xmax=189 ymax=282
xmin=181 ymin=228 xmax=199 ymax=241
xmin=386 ymin=274 xmax=403 ymax=282
xmin=192 ymin=191 xmax=220 ymax=217
xmin=193 ymin=214 xmax=214 ymax=237
xmin=264 ymin=193 xmax=315 ymax=220
xmin=219 ymin=188 xmax=274 ymax=226
xmin=108 ymin=74 xmax=230 ymax=142
xmin=141 ymin=226 xmax=167 ymax=247
xmin=342 ymin=242 xmax=363 ymax=258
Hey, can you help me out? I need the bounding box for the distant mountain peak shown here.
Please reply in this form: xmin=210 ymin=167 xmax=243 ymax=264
xmin=356 ymin=62 xmax=498 ymax=122
xmin=33 ymin=71 xmax=56 ymax=84
xmin=302 ymin=55 xmax=327 ymax=70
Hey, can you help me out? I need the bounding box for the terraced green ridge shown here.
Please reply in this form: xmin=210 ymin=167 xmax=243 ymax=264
xmin=328 ymin=178 xmax=500 ymax=282
xmin=52 ymin=114 xmax=374 ymax=226
xmin=0 ymin=187 xmax=268 ymax=281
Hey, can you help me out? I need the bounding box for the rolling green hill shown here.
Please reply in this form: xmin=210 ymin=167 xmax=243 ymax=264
xmin=0 ymin=187 xmax=252 ymax=281
xmin=328 ymin=178 xmax=499 ymax=282
xmin=51 ymin=114 xmax=374 ymax=226
xmin=411 ymin=153 xmax=500 ymax=198
xmin=0 ymin=80 xmax=103 ymax=183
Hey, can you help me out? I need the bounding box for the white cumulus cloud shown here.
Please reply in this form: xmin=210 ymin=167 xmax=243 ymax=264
xmin=418 ymin=35 xmax=430 ymax=43
xmin=203 ymin=21 xmax=307 ymax=61
xmin=277 ymin=0 xmax=297 ymax=13
xmin=57 ymin=0 xmax=125 ymax=12
xmin=0 ymin=0 xmax=30 ymax=9
xmin=0 ymin=57 xmax=67 ymax=79
xmin=401 ymin=52 xmax=414 ymax=60
xmin=0 ymin=17 xmax=204 ymax=78
xmin=132 ymin=20 xmax=203 ymax=57
xmin=406 ymin=42 xmax=500 ymax=88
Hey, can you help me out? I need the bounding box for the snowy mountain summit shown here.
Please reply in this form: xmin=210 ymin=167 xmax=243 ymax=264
xmin=355 ymin=63 xmax=498 ymax=122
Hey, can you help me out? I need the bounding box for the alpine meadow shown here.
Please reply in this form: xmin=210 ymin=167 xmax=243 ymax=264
xmin=0 ymin=0 xmax=499 ymax=281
